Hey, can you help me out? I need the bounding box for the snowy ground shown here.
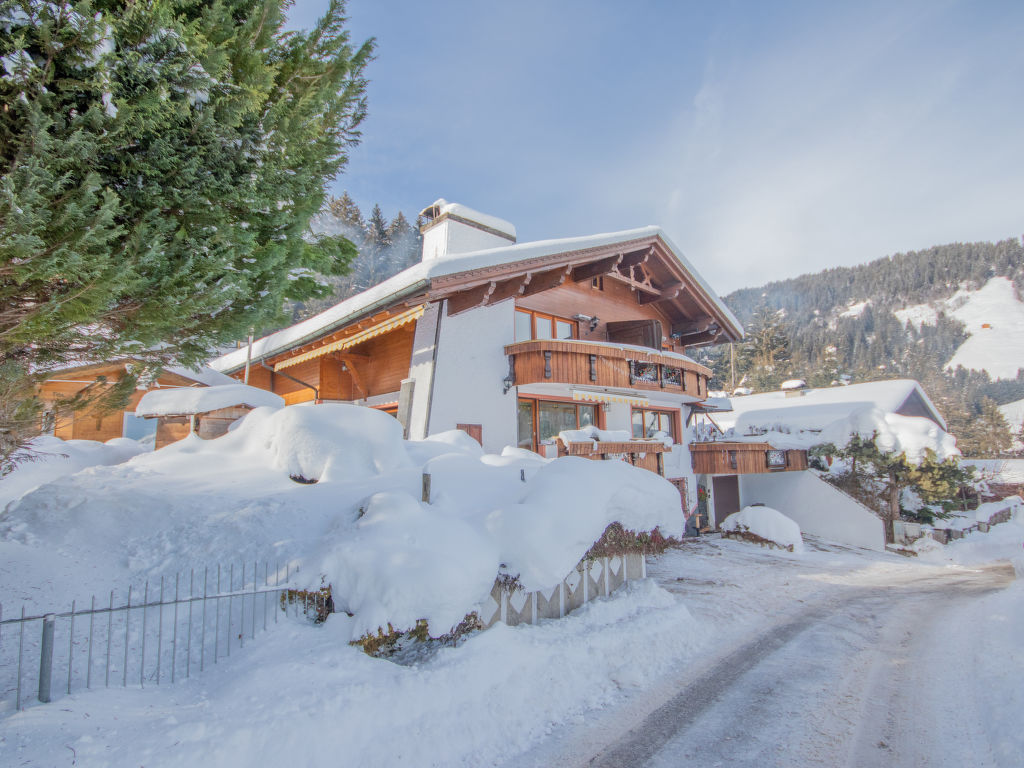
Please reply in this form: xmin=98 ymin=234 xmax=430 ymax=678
xmin=2 ymin=525 xmax=1021 ymax=767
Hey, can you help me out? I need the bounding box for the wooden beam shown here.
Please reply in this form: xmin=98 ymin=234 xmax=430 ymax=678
xmin=671 ymin=318 xmax=712 ymax=336
xmin=619 ymin=248 xmax=651 ymax=269
xmin=676 ymin=329 xmax=721 ymax=347
xmin=520 ymin=266 xmax=571 ymax=297
xmin=447 ymin=281 xmax=497 ymax=316
xmin=345 ymin=360 xmax=368 ymax=398
xmin=484 ymin=275 xmax=531 ymax=305
xmin=330 ymin=351 xmax=370 ymax=363
xmin=638 ymin=281 xmax=683 ymax=305
xmin=570 ymin=253 xmax=623 ymax=282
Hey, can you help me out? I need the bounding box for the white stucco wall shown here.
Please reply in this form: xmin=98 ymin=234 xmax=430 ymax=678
xmin=421 ymin=219 xmax=513 ymax=261
xmin=428 ymin=299 xmax=518 ymax=454
xmin=406 ymin=302 xmax=443 ymax=441
xmin=738 ymin=471 xmax=885 ymax=551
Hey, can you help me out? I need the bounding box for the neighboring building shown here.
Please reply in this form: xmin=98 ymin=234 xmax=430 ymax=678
xmin=37 ymin=361 xmax=238 ymax=444
xmin=690 ymin=379 xmax=953 ymax=550
xmin=211 ymin=199 xmax=744 ymax=513
xmin=135 ymin=384 xmax=285 ymax=449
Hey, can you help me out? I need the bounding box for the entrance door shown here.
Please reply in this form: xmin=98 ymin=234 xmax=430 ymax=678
xmin=711 ymin=475 xmax=740 ymax=529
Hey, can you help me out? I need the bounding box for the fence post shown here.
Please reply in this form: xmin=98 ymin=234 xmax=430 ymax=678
xmin=38 ymin=614 xmax=55 ymax=703
xmin=16 ymin=605 xmax=25 ymax=709
xmin=67 ymin=599 xmax=75 ymax=694
xmin=421 ymin=472 xmax=431 ymax=503
xmin=87 ymin=595 xmax=95 ymax=689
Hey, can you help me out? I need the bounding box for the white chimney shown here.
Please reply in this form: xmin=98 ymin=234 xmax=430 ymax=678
xmin=418 ymin=199 xmax=516 ymax=261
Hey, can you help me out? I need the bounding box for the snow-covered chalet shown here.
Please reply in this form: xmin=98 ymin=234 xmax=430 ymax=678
xmin=211 ymin=200 xmax=748 ymax=511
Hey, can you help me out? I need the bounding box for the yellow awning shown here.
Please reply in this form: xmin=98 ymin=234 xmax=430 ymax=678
xmin=572 ymin=389 xmax=650 ymax=407
xmin=274 ymin=305 xmax=425 ymax=371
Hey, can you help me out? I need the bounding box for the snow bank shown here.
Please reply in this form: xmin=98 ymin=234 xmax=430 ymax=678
xmin=1 ymin=404 xmax=681 ymax=637
xmin=720 ymin=505 xmax=805 ymax=552
xmin=135 ymin=383 xmax=284 ymax=417
xmin=0 ymin=436 xmax=146 ymax=511
xmin=558 ymin=425 xmax=632 ymax=444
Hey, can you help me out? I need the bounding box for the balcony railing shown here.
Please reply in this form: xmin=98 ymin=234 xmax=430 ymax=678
xmin=557 ymin=437 xmax=670 ymax=476
xmin=689 ymin=441 xmax=808 ymax=475
xmin=504 ymin=339 xmax=711 ymax=398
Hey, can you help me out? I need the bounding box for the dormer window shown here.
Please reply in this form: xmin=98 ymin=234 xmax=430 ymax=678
xmin=515 ymin=309 xmax=575 ymax=342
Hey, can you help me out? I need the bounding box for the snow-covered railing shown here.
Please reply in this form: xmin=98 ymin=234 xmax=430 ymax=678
xmin=0 ymin=559 xmax=312 ymax=711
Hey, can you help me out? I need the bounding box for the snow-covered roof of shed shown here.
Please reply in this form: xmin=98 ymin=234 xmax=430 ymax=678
xmin=163 ymin=366 xmax=238 ymax=387
xmin=714 ymin=379 xmax=946 ymax=432
xmin=135 ymin=384 xmax=284 ymax=417
xmin=211 ymin=226 xmax=741 ymax=373
xmin=420 ymin=198 xmax=516 ymax=240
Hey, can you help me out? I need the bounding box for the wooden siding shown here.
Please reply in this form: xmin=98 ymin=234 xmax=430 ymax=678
xmin=232 ymin=325 xmax=415 ymax=405
xmin=156 ymin=418 xmax=191 ymax=450
xmin=505 ymin=339 xmax=711 ymax=398
xmin=690 ymin=441 xmax=809 ymax=475
xmin=558 ymin=439 xmax=667 ymax=475
xmin=516 ymin=278 xmax=678 ymax=350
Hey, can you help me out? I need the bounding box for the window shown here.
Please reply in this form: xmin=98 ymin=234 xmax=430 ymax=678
xmin=630 ymin=407 xmax=677 ymax=441
xmin=514 ymin=309 xmax=575 ymax=342
xmin=518 ymin=398 xmax=597 ymax=453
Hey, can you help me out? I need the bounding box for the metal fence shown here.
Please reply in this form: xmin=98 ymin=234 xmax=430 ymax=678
xmin=1 ymin=560 xmax=330 ymax=712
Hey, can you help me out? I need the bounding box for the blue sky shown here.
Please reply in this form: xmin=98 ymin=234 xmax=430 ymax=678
xmin=289 ymin=1 xmax=1024 ymax=294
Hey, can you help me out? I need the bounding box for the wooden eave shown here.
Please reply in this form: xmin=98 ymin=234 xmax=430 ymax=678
xmin=429 ymin=235 xmax=742 ymax=346
xmin=235 ymin=233 xmax=739 ymax=373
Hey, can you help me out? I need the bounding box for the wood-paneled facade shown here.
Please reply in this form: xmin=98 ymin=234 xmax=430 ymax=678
xmin=690 ymin=441 xmax=808 ymax=475
xmin=37 ymin=363 xmax=216 ymax=442
xmin=226 ymin=311 xmax=416 ymax=407
xmin=505 ymin=339 xmax=711 ymax=397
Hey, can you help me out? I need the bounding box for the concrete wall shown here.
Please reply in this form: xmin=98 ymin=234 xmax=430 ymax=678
xmin=738 ymin=471 xmax=886 ymax=551
xmin=428 ymin=298 xmax=518 ymax=454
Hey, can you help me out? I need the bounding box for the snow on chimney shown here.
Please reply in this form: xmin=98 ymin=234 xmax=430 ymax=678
xmin=418 ymin=199 xmax=516 ymax=261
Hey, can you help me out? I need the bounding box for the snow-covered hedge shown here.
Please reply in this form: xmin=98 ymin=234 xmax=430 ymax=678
xmin=1 ymin=404 xmax=682 ymax=639
xmin=720 ymin=505 xmax=804 ymax=553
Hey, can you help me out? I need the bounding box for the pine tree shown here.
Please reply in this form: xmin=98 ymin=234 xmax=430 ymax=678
xmin=820 ymin=434 xmax=973 ymax=544
xmin=0 ymin=0 xmax=373 ymax=471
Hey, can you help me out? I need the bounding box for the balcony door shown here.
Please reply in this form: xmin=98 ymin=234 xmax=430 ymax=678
xmin=517 ymin=398 xmax=597 ymax=453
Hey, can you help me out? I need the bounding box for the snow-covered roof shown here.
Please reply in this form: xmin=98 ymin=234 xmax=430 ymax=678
xmin=163 ymin=366 xmax=238 ymax=387
xmin=715 ymin=379 xmax=946 ymax=432
xmin=135 ymin=384 xmax=284 ymax=417
xmin=211 ymin=226 xmax=742 ymax=373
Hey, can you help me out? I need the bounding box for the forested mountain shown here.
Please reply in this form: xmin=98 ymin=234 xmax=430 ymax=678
xmin=691 ymin=238 xmax=1024 ymax=456
xmin=286 ymin=193 xmax=423 ymax=322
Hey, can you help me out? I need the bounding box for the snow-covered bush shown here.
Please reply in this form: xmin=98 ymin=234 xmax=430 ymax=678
xmin=1 ymin=403 xmax=682 ymax=644
xmin=720 ymin=506 xmax=805 ymax=553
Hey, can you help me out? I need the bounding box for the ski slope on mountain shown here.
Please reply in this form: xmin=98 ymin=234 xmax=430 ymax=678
xmin=894 ymin=277 xmax=1024 ymax=380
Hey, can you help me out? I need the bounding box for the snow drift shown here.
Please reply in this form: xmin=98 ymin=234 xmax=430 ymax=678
xmin=720 ymin=505 xmax=805 ymax=553
xmin=0 ymin=404 xmax=681 ymax=638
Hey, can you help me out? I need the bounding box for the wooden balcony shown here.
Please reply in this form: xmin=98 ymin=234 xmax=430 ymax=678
xmin=690 ymin=441 xmax=808 ymax=475
xmin=504 ymin=339 xmax=711 ymax=399
xmin=557 ymin=438 xmax=671 ymax=475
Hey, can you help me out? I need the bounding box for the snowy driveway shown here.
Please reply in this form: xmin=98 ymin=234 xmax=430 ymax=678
xmin=524 ymin=542 xmax=1022 ymax=768
xmin=3 ymin=535 xmax=1022 ymax=767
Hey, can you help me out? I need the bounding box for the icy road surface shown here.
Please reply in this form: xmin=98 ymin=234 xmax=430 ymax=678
xmin=524 ymin=541 xmax=1021 ymax=768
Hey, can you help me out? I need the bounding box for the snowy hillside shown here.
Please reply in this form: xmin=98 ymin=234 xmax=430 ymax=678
xmin=894 ymin=277 xmax=1024 ymax=380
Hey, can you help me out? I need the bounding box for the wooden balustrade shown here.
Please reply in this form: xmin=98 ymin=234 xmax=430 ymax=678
xmin=504 ymin=339 xmax=711 ymax=398
xmin=689 ymin=441 xmax=808 ymax=475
